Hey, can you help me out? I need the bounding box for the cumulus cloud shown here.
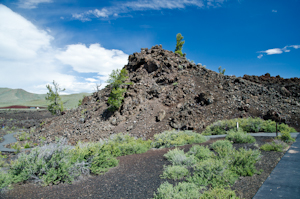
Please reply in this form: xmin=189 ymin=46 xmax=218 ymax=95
xmin=72 ymin=0 xmax=226 ymax=21
xmin=0 ymin=5 xmax=53 ymax=60
xmin=0 ymin=4 xmax=128 ymax=94
xmin=18 ymin=0 xmax=53 ymax=9
xmin=257 ymin=45 xmax=300 ymax=58
xmin=56 ymin=43 xmax=128 ymax=76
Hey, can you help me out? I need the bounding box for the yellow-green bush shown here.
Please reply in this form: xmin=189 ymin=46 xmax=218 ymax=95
xmin=203 ymin=117 xmax=296 ymax=135
xmin=260 ymin=140 xmax=288 ymax=152
xmin=226 ymin=129 xmax=256 ymax=144
xmin=161 ymin=165 xmax=190 ymax=180
xmin=153 ymin=181 xmax=201 ymax=199
xmin=151 ymin=130 xmax=208 ymax=148
xmin=200 ymin=187 xmax=238 ymax=199
xmin=277 ymin=130 xmax=295 ymax=143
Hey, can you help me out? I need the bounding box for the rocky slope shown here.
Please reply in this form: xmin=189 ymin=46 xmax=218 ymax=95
xmin=31 ymin=45 xmax=300 ymax=144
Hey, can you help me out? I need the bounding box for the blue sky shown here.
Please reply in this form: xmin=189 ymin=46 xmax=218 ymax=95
xmin=0 ymin=0 xmax=299 ymax=94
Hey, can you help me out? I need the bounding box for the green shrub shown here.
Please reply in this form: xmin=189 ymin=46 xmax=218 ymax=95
xmin=151 ymin=130 xmax=208 ymax=148
xmin=187 ymin=158 xmax=238 ymax=188
xmin=277 ymin=130 xmax=295 ymax=143
xmin=11 ymin=142 xmax=21 ymax=154
xmin=0 ymin=152 xmax=7 ymax=167
xmin=218 ymin=66 xmax=225 ymax=75
xmin=229 ymin=148 xmax=261 ymax=176
xmin=23 ymin=142 xmax=32 ymax=149
xmin=0 ymin=171 xmax=13 ymax=191
xmin=210 ymin=140 xmax=233 ymax=158
xmin=175 ymin=33 xmax=185 ymax=57
xmin=18 ymin=132 xmax=30 ymax=141
xmin=90 ymin=152 xmax=118 ymax=175
xmin=107 ymin=87 xmax=126 ymax=112
xmin=106 ymin=68 xmax=131 ymax=112
xmin=203 ymin=117 xmax=296 ymax=135
xmin=161 ymin=165 xmax=190 ymax=180
xmin=226 ymin=129 xmax=256 ymax=144
xmin=9 ymin=138 xmax=87 ymax=186
xmin=72 ymin=133 xmax=151 ymax=160
xmin=188 ymin=145 xmax=214 ymax=161
xmin=153 ymin=181 xmax=201 ymax=199
xmin=163 ymin=148 xmax=197 ymax=167
xmin=7 ymin=133 xmax=150 ymax=187
xmin=260 ymin=140 xmax=288 ymax=152
xmin=200 ymin=187 xmax=238 ymax=199
xmin=106 ymin=133 xmax=151 ymax=157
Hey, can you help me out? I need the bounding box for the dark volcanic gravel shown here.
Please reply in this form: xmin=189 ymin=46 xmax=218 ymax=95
xmin=0 ymin=137 xmax=288 ymax=199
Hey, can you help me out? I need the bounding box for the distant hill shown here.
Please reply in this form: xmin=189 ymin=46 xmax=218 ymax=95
xmin=0 ymin=88 xmax=91 ymax=109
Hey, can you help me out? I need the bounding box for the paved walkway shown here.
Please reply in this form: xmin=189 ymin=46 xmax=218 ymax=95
xmin=0 ymin=132 xmax=30 ymax=152
xmin=253 ymin=134 xmax=300 ymax=199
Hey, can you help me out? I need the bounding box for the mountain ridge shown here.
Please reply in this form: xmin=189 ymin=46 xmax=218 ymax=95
xmin=0 ymin=87 xmax=91 ymax=109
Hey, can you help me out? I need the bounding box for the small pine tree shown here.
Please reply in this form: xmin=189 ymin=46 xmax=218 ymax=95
xmin=45 ymin=81 xmax=65 ymax=115
xmin=107 ymin=88 xmax=126 ymax=111
xmin=106 ymin=68 xmax=129 ymax=89
xmin=106 ymin=68 xmax=131 ymax=111
xmin=218 ymin=66 xmax=225 ymax=75
xmin=175 ymin=33 xmax=185 ymax=57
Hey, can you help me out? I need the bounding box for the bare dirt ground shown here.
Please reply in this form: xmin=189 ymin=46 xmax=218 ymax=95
xmin=0 ymin=137 xmax=287 ymax=199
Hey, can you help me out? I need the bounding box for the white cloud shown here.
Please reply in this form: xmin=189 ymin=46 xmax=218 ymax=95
xmin=72 ymin=0 xmax=227 ymax=21
xmin=56 ymin=43 xmax=128 ymax=76
xmin=257 ymin=45 xmax=300 ymax=58
xmin=0 ymin=5 xmax=128 ymax=94
xmin=291 ymin=45 xmax=300 ymax=49
xmin=0 ymin=5 xmax=53 ymax=60
xmin=18 ymin=0 xmax=53 ymax=9
xmin=257 ymin=54 xmax=263 ymax=59
xmin=272 ymin=10 xmax=277 ymax=13
xmin=92 ymin=8 xmax=109 ymax=18
xmin=85 ymin=78 xmax=98 ymax=83
xmin=72 ymin=13 xmax=92 ymax=22
xmin=263 ymin=48 xmax=283 ymax=55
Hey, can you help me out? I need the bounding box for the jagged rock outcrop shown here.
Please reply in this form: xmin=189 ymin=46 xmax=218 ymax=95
xmin=31 ymin=45 xmax=300 ymax=144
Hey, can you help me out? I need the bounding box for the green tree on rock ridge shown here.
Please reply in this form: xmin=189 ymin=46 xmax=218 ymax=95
xmin=175 ymin=33 xmax=185 ymax=57
xmin=106 ymin=68 xmax=131 ymax=112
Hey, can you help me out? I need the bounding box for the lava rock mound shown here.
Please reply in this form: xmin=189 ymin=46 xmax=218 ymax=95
xmin=32 ymin=45 xmax=300 ymax=144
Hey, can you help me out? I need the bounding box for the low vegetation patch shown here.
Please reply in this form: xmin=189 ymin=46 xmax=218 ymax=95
xmin=200 ymin=187 xmax=238 ymax=199
xmin=276 ymin=130 xmax=295 ymax=143
xmin=210 ymin=140 xmax=233 ymax=157
xmin=0 ymin=133 xmax=151 ymax=190
xmin=203 ymin=117 xmax=296 ymax=135
xmin=154 ymin=137 xmax=262 ymax=198
xmin=161 ymin=165 xmax=190 ymax=180
xmin=151 ymin=130 xmax=208 ymax=148
xmin=226 ymin=129 xmax=256 ymax=144
xmin=188 ymin=145 xmax=215 ymax=161
xmin=260 ymin=140 xmax=289 ymax=152
xmin=153 ymin=181 xmax=201 ymax=199
xmin=163 ymin=148 xmax=197 ymax=167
